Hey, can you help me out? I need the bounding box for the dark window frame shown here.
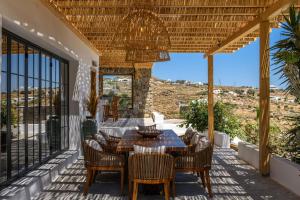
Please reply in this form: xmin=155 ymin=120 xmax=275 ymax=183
xmin=0 ymin=29 xmax=69 ymax=187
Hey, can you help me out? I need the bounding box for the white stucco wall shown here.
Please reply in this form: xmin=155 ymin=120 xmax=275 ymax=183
xmin=0 ymin=0 xmax=100 ymax=150
xmin=0 ymin=0 xmax=99 ymax=64
xmin=238 ymin=142 xmax=300 ymax=196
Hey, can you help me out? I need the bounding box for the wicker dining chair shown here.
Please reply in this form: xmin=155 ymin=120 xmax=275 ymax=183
xmin=99 ymin=130 xmax=121 ymax=144
xmin=102 ymin=96 xmax=120 ymax=122
xmin=128 ymin=153 xmax=175 ymax=200
xmin=179 ymin=127 xmax=197 ymax=145
xmin=82 ymin=140 xmax=125 ymax=195
xmin=175 ymin=144 xmax=213 ymax=197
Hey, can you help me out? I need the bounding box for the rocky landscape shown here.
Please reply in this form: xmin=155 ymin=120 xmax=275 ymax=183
xmin=151 ymin=77 xmax=300 ymax=132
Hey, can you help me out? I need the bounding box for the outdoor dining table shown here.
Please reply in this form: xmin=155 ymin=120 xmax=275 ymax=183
xmin=116 ymin=129 xmax=188 ymax=153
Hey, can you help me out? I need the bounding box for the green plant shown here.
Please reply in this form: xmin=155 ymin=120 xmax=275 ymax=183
xmin=53 ymin=93 xmax=60 ymax=115
xmin=271 ymin=6 xmax=300 ymax=163
xmin=282 ymin=116 xmax=300 ymax=164
xmin=234 ymin=89 xmax=244 ymax=96
xmin=86 ymin=91 xmax=99 ymax=118
xmin=179 ymin=100 xmax=208 ymax=132
xmin=247 ymin=89 xmax=255 ymax=96
xmin=1 ymin=101 xmax=17 ymax=127
xmin=119 ymin=93 xmax=130 ymax=110
xmin=213 ymin=101 xmax=242 ymax=139
xmin=180 ymin=100 xmax=243 ymax=139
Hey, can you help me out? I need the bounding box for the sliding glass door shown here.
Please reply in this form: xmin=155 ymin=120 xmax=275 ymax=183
xmin=0 ymin=29 xmax=69 ymax=186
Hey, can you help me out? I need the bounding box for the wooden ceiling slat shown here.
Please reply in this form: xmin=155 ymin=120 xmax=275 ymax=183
xmin=42 ymin=0 xmax=298 ymax=66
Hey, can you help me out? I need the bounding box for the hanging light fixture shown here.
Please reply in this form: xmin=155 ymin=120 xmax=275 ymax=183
xmin=111 ymin=8 xmax=171 ymax=63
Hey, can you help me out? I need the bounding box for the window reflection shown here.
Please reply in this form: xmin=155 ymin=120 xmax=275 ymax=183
xmin=0 ymin=30 xmax=69 ymax=185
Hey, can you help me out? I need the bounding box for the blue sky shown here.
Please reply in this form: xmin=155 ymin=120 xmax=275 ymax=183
xmin=153 ymin=27 xmax=286 ymax=88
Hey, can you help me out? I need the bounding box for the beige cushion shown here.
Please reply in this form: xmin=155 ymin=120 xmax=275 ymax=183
xmin=190 ymin=133 xmax=205 ymax=145
xmin=195 ymin=137 xmax=210 ymax=152
xmin=94 ymin=133 xmax=105 ymax=142
xmin=85 ymin=139 xmax=102 ymax=151
xmin=133 ymin=145 xmax=166 ymax=154
xmin=185 ymin=127 xmax=195 ymax=138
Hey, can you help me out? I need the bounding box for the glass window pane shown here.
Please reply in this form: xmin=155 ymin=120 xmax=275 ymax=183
xmin=0 ymin=72 xmax=7 ymax=183
xmin=11 ymin=40 xmax=18 ymax=74
xmin=2 ymin=35 xmax=7 ymax=72
xmin=55 ymin=60 xmax=59 ymax=83
xmin=46 ymin=56 xmax=50 ymax=81
xmin=103 ymin=75 xmax=133 ymax=109
xmin=1 ymin=32 xmax=69 ymax=184
xmin=34 ymin=50 xmax=39 ymax=78
xmin=28 ymin=48 xmax=34 ymax=78
xmin=18 ymin=43 xmax=25 ymax=75
xmin=41 ymin=53 xmax=46 ymax=80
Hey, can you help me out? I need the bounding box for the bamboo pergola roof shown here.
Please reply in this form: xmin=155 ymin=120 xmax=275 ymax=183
xmin=42 ymin=0 xmax=299 ymax=66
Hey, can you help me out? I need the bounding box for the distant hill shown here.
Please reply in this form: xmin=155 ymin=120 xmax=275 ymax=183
xmin=151 ymin=78 xmax=299 ymax=132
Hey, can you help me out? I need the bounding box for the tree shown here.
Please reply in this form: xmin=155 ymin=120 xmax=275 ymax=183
xmin=271 ymin=6 xmax=300 ymax=163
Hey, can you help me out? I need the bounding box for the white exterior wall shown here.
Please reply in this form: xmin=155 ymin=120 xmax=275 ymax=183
xmin=238 ymin=142 xmax=300 ymax=196
xmin=0 ymin=0 xmax=98 ymax=64
xmin=0 ymin=0 xmax=99 ymax=151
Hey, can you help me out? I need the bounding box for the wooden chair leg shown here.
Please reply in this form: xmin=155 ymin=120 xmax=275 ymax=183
xmin=172 ymin=180 xmax=176 ymax=198
xmin=89 ymin=170 xmax=95 ymax=186
xmin=92 ymin=170 xmax=97 ymax=183
xmin=132 ymin=182 xmax=138 ymax=200
xmin=164 ymin=182 xmax=170 ymax=200
xmin=120 ymin=169 xmax=124 ymax=195
xmin=128 ymin=180 xmax=132 ymax=198
xmin=90 ymin=170 xmax=96 ymax=186
xmin=84 ymin=169 xmax=92 ymax=195
xmin=200 ymin=171 xmax=206 ymax=188
xmin=204 ymin=169 xmax=212 ymax=198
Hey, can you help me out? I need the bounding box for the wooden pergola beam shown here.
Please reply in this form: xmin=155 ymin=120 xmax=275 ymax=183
xmin=204 ymin=0 xmax=293 ymax=57
xmin=208 ymin=55 xmax=214 ymax=143
xmin=259 ymin=20 xmax=271 ymax=176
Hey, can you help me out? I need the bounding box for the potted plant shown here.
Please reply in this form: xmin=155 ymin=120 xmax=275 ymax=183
xmin=1 ymin=101 xmax=17 ymax=152
xmin=81 ymin=90 xmax=99 ymax=140
xmin=271 ymin=6 xmax=300 ymax=164
xmin=46 ymin=93 xmax=61 ymax=152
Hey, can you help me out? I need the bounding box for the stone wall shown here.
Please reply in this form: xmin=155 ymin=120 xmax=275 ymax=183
xmin=99 ymin=67 xmax=153 ymax=118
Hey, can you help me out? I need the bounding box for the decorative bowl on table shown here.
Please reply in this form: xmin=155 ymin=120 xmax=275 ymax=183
xmin=137 ymin=130 xmax=163 ymax=138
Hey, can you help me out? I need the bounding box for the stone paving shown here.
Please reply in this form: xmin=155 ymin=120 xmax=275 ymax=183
xmin=32 ymin=148 xmax=299 ymax=200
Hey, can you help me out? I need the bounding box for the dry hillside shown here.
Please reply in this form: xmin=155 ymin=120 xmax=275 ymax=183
xmin=151 ymin=78 xmax=300 ymax=132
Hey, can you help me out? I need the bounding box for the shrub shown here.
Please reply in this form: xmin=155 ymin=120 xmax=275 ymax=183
xmin=247 ymin=89 xmax=255 ymax=96
xmin=1 ymin=101 xmax=17 ymax=127
xmin=180 ymin=100 xmax=243 ymax=139
xmin=234 ymin=89 xmax=244 ymax=96
xmin=180 ymin=100 xmax=208 ymax=132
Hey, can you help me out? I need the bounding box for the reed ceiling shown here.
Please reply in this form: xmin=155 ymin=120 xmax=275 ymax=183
xmin=42 ymin=0 xmax=299 ymax=66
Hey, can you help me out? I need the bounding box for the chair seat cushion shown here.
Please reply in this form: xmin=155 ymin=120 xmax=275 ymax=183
xmin=85 ymin=139 xmax=102 ymax=151
xmin=190 ymin=133 xmax=205 ymax=145
xmin=195 ymin=137 xmax=210 ymax=152
xmin=133 ymin=145 xmax=166 ymax=154
xmin=185 ymin=127 xmax=196 ymax=138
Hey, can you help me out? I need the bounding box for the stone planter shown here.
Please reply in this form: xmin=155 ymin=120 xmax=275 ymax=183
xmin=81 ymin=116 xmax=97 ymax=140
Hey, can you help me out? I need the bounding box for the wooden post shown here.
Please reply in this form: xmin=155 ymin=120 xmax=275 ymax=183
xmin=259 ymin=20 xmax=270 ymax=176
xmin=208 ymin=55 xmax=214 ymax=143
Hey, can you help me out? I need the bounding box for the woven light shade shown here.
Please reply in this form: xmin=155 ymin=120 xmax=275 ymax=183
xmin=126 ymin=49 xmax=170 ymax=63
xmin=112 ymin=9 xmax=171 ymax=63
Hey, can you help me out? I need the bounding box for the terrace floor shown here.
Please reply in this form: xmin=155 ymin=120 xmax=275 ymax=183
xmin=32 ymin=148 xmax=298 ymax=200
